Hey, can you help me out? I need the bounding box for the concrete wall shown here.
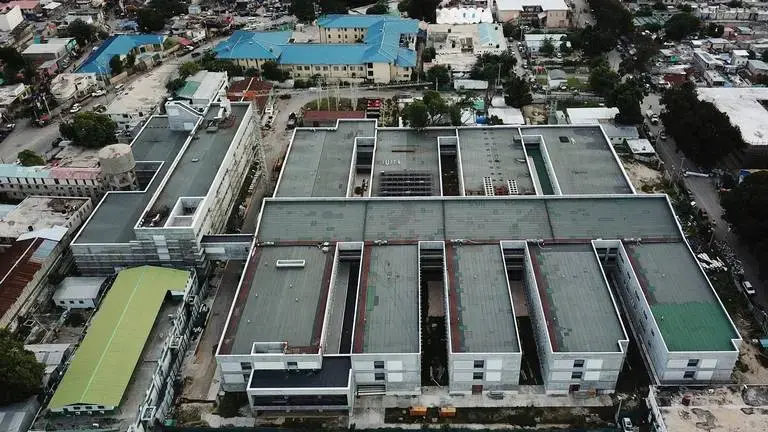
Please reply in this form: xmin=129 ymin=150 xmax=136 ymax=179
xmin=0 ymin=175 xmax=106 ymax=200
xmin=449 ymin=351 xmax=521 ymax=393
xmin=351 ymin=353 xmax=421 ymax=394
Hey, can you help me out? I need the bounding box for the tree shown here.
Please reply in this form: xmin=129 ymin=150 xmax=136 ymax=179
xmin=678 ymin=3 xmax=693 ymax=12
xmin=67 ymin=19 xmax=97 ymax=47
xmin=406 ymin=0 xmax=439 ymax=22
xmin=588 ymin=58 xmax=619 ymax=97
xmin=469 ymin=53 xmax=517 ymax=83
xmin=422 ymin=47 xmax=437 ymax=63
xmin=125 ymin=52 xmax=136 ymax=69
xmin=147 ymin=0 xmax=187 ymax=18
xmin=319 ymin=0 xmax=346 ymax=14
xmin=136 ymin=8 xmax=165 ymax=32
xmin=17 ymin=150 xmax=45 ymax=166
xmin=703 ymin=22 xmax=724 ymax=38
xmin=166 ymin=77 xmax=185 ymax=93
xmin=59 ymin=112 xmax=118 ymax=149
xmin=422 ymin=90 xmax=448 ymax=123
xmin=261 ymin=61 xmax=287 ymax=81
xmin=502 ymin=22 xmax=519 ymax=39
xmin=426 ymin=65 xmax=450 ymax=90
xmin=109 ymin=55 xmax=124 ymax=75
xmin=367 ymin=0 xmax=389 ymax=14
xmin=487 ymin=115 xmax=504 ymax=125
xmin=0 ymin=47 xmax=24 ymax=70
xmin=539 ymin=38 xmax=555 ymax=57
xmin=664 ymin=13 xmax=701 ymax=41
xmin=721 ymin=172 xmax=768 ymax=277
xmin=291 ymin=0 xmax=315 ymax=22
xmin=559 ymin=41 xmax=571 ymax=55
xmin=652 ymin=0 xmax=667 ymax=10
xmin=397 ymin=0 xmax=410 ymax=13
xmin=661 ymin=82 xmax=746 ymax=168
xmin=608 ymin=80 xmax=644 ymax=125
xmin=449 ymin=104 xmax=462 ymax=126
xmin=504 ymin=76 xmax=533 ymax=108
xmin=403 ymin=100 xmax=428 ymax=130
xmin=0 ymin=329 xmax=45 ymax=405
xmin=178 ymin=61 xmax=201 ymax=78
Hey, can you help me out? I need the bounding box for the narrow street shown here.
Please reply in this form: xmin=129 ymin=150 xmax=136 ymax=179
xmin=642 ymin=94 xmax=768 ymax=310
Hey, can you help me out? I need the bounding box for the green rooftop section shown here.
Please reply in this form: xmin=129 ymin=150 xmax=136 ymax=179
xmin=176 ymin=80 xmax=201 ymax=99
xmin=650 ymin=303 xmax=736 ymax=352
xmin=49 ymin=266 xmax=190 ymax=410
xmin=627 ymin=243 xmax=738 ymax=353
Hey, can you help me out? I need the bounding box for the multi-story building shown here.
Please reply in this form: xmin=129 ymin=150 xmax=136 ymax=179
xmin=495 ymin=0 xmax=570 ymax=28
xmin=21 ymin=38 xmax=76 ymax=68
xmin=0 ymin=5 xmax=23 ymax=32
xmin=215 ymin=121 xmax=740 ymax=413
xmin=77 ymin=34 xmax=165 ymax=76
xmin=214 ymin=15 xmax=419 ymax=84
xmin=70 ymin=94 xmax=262 ymax=275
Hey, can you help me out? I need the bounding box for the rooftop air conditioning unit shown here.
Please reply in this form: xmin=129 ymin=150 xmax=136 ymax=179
xmin=141 ymin=406 xmax=156 ymax=421
xmin=275 ymin=259 xmax=306 ymax=268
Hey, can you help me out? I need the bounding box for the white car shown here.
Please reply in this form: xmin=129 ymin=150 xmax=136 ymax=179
xmin=743 ymin=281 xmax=756 ymax=295
xmin=621 ymin=417 xmax=634 ymax=432
xmin=91 ymin=89 xmax=106 ymax=97
xmin=69 ymin=104 xmax=82 ymax=114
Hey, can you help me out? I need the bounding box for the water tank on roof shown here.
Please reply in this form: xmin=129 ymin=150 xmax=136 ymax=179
xmin=98 ymin=143 xmax=138 ymax=191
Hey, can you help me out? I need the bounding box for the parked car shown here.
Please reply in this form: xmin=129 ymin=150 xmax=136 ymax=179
xmin=69 ymin=103 xmax=82 ymax=114
xmin=92 ymin=89 xmax=106 ymax=97
xmin=114 ymin=83 xmax=125 ymax=91
xmin=0 ymin=123 xmax=15 ymax=132
xmin=92 ymin=104 xmax=107 ymax=113
xmin=743 ymin=280 xmax=756 ymax=295
xmin=191 ymin=52 xmax=202 ymax=58
xmin=621 ymin=417 xmax=634 ymax=432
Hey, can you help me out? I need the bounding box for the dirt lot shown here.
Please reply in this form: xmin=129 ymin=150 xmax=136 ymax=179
xmin=734 ymin=342 xmax=768 ymax=385
xmin=622 ymin=161 xmax=663 ymax=192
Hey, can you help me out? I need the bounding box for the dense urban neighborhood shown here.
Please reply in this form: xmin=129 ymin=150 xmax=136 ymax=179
xmin=3 ymin=1 xmax=768 ymax=432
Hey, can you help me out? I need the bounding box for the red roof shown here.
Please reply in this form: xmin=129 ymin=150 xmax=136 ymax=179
xmin=0 ymin=238 xmax=44 ymax=321
xmin=226 ymin=78 xmax=273 ymax=112
xmin=302 ymin=111 xmax=366 ymax=122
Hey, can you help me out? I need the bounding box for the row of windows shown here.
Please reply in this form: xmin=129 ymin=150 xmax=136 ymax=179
xmin=58 ymin=300 xmax=86 ymax=305
xmin=294 ymin=65 xmax=366 ymax=72
xmin=62 ymin=405 xmax=106 ymax=412
xmin=1 ymin=177 xmax=98 ymax=185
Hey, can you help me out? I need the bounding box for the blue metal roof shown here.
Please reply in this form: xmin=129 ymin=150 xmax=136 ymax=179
xmin=213 ymin=30 xmax=291 ymax=60
xmin=78 ymin=34 xmax=166 ymax=74
xmin=215 ymin=16 xmax=418 ymax=68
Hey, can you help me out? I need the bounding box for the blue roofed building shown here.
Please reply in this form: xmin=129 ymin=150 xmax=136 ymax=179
xmin=213 ymin=15 xmax=420 ymax=84
xmin=78 ymin=34 xmax=166 ymax=75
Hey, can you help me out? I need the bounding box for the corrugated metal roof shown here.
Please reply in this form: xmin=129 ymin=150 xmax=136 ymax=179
xmin=78 ymin=34 xmax=166 ymax=74
xmin=0 ymin=238 xmax=46 ymax=321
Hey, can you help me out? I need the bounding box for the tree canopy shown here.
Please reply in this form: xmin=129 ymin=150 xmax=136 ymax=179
xmin=319 ymin=0 xmax=346 ymax=14
xmin=136 ymin=8 xmax=165 ymax=32
xmin=608 ymin=79 xmax=645 ymax=125
xmin=401 ymin=0 xmax=439 ymax=23
xmin=664 ymin=13 xmax=701 ymax=41
xmin=721 ymin=171 xmax=768 ymax=277
xmin=67 ymin=19 xmax=98 ymax=47
xmin=403 ymin=100 xmax=428 ymax=130
xmin=261 ymin=60 xmax=288 ymax=81
xmin=661 ymin=82 xmax=745 ymax=168
xmin=291 ymin=0 xmax=315 ymax=22
xmin=539 ymin=38 xmax=555 ymax=57
xmin=469 ymin=53 xmax=517 ymax=84
xmin=426 ymin=65 xmax=450 ymax=90
xmin=60 ymin=112 xmax=118 ymax=149
xmin=109 ymin=55 xmax=123 ymax=75
xmin=422 ymin=47 xmax=436 ymax=63
xmin=504 ymin=75 xmax=533 ymax=108
xmin=571 ymin=0 xmax=632 ymax=56
xmin=178 ymin=61 xmax=201 ymax=79
xmin=0 ymin=329 xmax=45 ymax=405
xmin=17 ymin=150 xmax=45 ymax=166
xmin=588 ymin=58 xmax=619 ymax=97
xmin=367 ymin=0 xmax=389 ymax=14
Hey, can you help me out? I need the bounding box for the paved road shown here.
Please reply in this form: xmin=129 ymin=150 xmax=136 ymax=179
xmin=569 ymin=0 xmax=595 ymax=27
xmin=642 ymin=94 xmax=768 ymax=310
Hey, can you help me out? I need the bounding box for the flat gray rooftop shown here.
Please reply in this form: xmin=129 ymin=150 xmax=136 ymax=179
xmin=457 ymin=128 xmax=535 ymax=195
xmin=275 ymin=120 xmax=375 ymax=197
xmin=531 ymin=244 xmax=625 ymax=352
xmin=75 ymin=117 xmax=188 ymax=244
xmin=626 ymin=242 xmax=738 ymax=352
xmin=229 ymin=246 xmax=331 ymax=354
xmin=151 ymin=104 xmax=248 ymax=219
xmin=449 ymin=244 xmax=519 ymax=353
xmin=371 ymin=130 xmax=442 ymax=196
xmin=523 ymin=126 xmax=632 ymax=194
xmin=255 ymin=196 xmax=682 ymax=243
xmin=355 ymin=245 xmax=420 ymax=353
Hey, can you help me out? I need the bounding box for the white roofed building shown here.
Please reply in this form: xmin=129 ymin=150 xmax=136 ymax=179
xmin=495 ymin=0 xmax=570 ymax=28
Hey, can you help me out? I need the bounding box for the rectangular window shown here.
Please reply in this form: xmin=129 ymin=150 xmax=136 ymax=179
xmin=687 ymin=359 xmax=699 ymax=367
xmin=643 ymin=311 xmax=648 ymax=320
xmin=359 ymin=66 xmax=364 ymax=71
xmin=333 ymin=66 xmax=339 ymax=71
xmin=473 ymin=360 xmax=484 ymax=369
xmin=571 ymin=371 xmax=583 ymax=379
xmin=69 ymin=300 xmax=74 ymax=304
xmin=97 ymin=406 xmax=105 ymax=409
xmin=573 ymin=360 xmax=585 ymax=368
xmin=683 ymin=370 xmax=695 ymax=379
xmin=78 ymin=300 xmax=84 ymax=304
xmin=304 ymin=66 xmax=310 ymax=70
xmin=323 ymin=66 xmax=328 ymax=70
xmin=241 ymin=362 xmax=252 ymax=370
xmin=287 ymin=361 xmax=298 ymax=368
xmin=342 ymin=66 xmax=347 ymax=71
xmin=315 ymin=66 xmax=321 ymax=71
xmin=368 ymin=70 xmax=374 ymax=77
xmin=374 ymin=361 xmax=384 ymax=369
xmin=473 ymin=372 xmax=483 ymax=380
xmin=374 ymin=372 xmax=385 ymax=381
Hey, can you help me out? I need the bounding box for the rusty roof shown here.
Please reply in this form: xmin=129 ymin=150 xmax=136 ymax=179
xmin=0 ymin=238 xmax=47 ymax=321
